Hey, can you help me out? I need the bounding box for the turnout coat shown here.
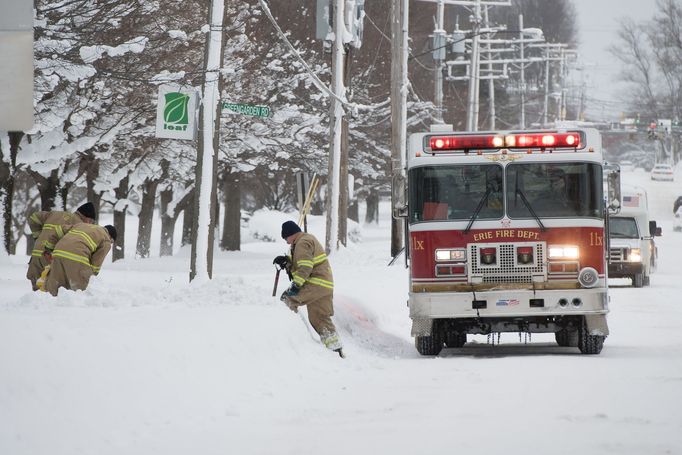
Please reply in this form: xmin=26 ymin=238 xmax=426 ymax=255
xmin=44 ymin=223 xmax=113 ymax=296
xmin=26 ymin=210 xmax=87 ymax=290
xmin=287 ymin=233 xmax=337 ymax=339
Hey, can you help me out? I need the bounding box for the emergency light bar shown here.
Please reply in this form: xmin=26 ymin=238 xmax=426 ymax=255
xmin=425 ymin=131 xmax=582 ymax=153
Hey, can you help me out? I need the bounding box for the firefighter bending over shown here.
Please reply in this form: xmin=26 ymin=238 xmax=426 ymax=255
xmin=274 ymin=221 xmax=344 ymax=358
xmin=26 ymin=202 xmax=97 ymax=291
xmin=44 ymin=223 xmax=117 ymax=296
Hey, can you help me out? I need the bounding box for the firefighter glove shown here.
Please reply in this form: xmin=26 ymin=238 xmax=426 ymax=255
xmin=273 ymin=255 xmax=290 ymax=268
xmin=285 ymin=284 xmax=300 ymax=296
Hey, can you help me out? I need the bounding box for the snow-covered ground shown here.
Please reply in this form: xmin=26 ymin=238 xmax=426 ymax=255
xmin=1 ymin=167 xmax=682 ymax=455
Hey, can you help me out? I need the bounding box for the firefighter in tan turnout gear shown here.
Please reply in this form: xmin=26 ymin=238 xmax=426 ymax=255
xmin=26 ymin=202 xmax=97 ymax=291
xmin=274 ymin=221 xmax=344 ymax=358
xmin=44 ymin=223 xmax=117 ymax=296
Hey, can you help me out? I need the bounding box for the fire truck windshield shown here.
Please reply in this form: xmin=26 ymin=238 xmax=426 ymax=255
xmin=408 ymin=162 xmax=603 ymax=224
xmin=409 ymin=164 xmax=504 ymax=222
xmin=506 ymin=162 xmax=602 ymax=219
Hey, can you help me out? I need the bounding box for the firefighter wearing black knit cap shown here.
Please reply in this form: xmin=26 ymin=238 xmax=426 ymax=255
xmin=26 ymin=202 xmax=97 ymax=291
xmin=44 ymin=224 xmax=116 ymax=296
xmin=274 ymin=221 xmax=344 ymax=357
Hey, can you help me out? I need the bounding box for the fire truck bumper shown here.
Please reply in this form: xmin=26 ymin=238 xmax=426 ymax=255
xmin=409 ymin=288 xmax=608 ymax=335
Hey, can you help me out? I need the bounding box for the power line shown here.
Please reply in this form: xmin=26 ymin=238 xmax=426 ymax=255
xmin=409 ymin=29 xmax=530 ymax=60
xmin=257 ymin=0 xmax=385 ymax=114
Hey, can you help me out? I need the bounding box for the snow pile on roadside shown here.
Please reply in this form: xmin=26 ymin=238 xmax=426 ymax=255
xmin=246 ymin=209 xmax=361 ymax=243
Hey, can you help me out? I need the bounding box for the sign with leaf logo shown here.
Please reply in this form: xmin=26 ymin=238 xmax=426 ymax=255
xmin=155 ymin=85 xmax=197 ymax=140
xmin=164 ymin=93 xmax=190 ymax=126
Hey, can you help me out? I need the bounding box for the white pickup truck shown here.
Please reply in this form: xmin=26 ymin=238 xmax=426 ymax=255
xmin=608 ymin=186 xmax=661 ymax=287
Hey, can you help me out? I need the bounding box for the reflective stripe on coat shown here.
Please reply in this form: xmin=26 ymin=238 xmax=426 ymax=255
xmin=289 ymin=233 xmax=333 ymax=292
xmin=44 ymin=223 xmax=112 ymax=295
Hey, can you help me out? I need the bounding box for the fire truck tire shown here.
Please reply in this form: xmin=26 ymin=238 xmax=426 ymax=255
xmin=555 ymin=329 xmax=579 ymax=347
xmin=578 ymin=318 xmax=605 ymax=355
xmin=444 ymin=332 xmax=467 ymax=348
xmin=415 ymin=335 xmax=443 ymax=356
xmin=633 ymin=273 xmax=644 ymax=288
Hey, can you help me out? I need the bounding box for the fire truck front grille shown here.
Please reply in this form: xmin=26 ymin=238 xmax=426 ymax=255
xmin=610 ymin=248 xmax=625 ymax=262
xmin=469 ymin=243 xmax=545 ymax=283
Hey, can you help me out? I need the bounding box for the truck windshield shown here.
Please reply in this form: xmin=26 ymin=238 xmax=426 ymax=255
xmin=409 ymin=164 xmax=504 ymax=222
xmin=609 ymin=217 xmax=639 ymax=238
xmin=506 ymin=162 xmax=602 ymax=218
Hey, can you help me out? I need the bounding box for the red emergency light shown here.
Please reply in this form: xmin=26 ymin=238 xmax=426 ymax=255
xmin=426 ymin=131 xmax=582 ymax=153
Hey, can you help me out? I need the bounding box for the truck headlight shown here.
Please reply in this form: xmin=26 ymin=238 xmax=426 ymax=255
xmin=435 ymin=248 xmax=466 ymax=262
xmin=548 ymin=245 xmax=579 ymax=260
xmin=629 ymin=248 xmax=641 ymax=262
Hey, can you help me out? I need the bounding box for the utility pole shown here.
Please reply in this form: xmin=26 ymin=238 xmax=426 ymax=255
xmin=338 ymin=46 xmax=353 ymax=248
xmin=534 ymin=43 xmax=565 ymax=127
xmin=519 ymin=14 xmax=525 ymax=128
xmin=390 ymin=0 xmax=408 ymax=257
xmin=466 ymin=0 xmax=482 ymax=131
xmin=472 ymin=2 xmax=483 ymax=130
xmin=542 ymin=45 xmax=550 ymax=127
xmin=483 ymin=6 xmax=495 ymax=129
xmin=559 ymin=49 xmax=581 ymax=121
xmin=434 ymin=0 xmax=445 ymax=123
xmin=578 ymin=74 xmax=586 ymax=121
xmin=325 ymin=0 xmax=345 ymax=254
xmin=422 ymin=0 xmax=512 ymax=130
xmin=190 ymin=0 xmax=225 ymax=281
xmin=557 ymin=48 xmax=565 ymax=122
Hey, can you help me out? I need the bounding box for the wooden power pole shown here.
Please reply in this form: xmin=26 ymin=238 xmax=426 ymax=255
xmin=190 ymin=0 xmax=226 ymax=281
xmin=390 ymin=0 xmax=408 ymax=257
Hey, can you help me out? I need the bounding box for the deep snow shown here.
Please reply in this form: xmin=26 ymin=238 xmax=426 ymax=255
xmin=1 ymin=167 xmax=681 ymax=455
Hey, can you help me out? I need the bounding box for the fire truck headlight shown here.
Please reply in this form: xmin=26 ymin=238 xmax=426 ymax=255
xmin=629 ymin=248 xmax=642 ymax=262
xmin=578 ymin=267 xmax=599 ymax=288
xmin=548 ymin=245 xmax=579 ymax=260
xmin=517 ymin=246 xmax=534 ymax=264
xmin=480 ymin=247 xmax=497 ymax=265
xmin=435 ymin=248 xmax=466 ymax=262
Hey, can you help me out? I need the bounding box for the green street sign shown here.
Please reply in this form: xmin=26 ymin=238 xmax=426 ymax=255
xmin=222 ymin=102 xmax=270 ymax=118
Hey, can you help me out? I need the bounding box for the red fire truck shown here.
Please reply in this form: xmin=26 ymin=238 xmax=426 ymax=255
xmin=394 ymin=126 xmax=619 ymax=355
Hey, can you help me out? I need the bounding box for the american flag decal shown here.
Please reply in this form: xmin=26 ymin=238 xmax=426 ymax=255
xmin=496 ymin=299 xmax=521 ymax=306
xmin=623 ymin=195 xmax=640 ymax=207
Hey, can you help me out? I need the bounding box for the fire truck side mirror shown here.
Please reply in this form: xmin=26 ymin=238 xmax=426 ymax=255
xmin=604 ymin=164 xmax=621 ymax=214
xmin=392 ymin=172 xmax=408 ymax=219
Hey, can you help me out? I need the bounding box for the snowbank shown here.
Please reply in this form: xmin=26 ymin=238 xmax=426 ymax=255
xmin=245 ymin=208 xmax=361 ymax=243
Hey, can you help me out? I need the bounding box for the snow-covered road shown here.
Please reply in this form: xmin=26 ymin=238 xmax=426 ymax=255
xmin=1 ymin=169 xmax=681 ymax=455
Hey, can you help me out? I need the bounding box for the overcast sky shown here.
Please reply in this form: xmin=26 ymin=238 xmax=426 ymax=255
xmin=572 ymin=0 xmax=655 ymax=121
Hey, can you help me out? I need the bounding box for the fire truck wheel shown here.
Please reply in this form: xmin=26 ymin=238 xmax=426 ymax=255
xmin=633 ymin=273 xmax=644 ymax=288
xmin=555 ymin=329 xmax=579 ymax=347
xmin=578 ymin=318 xmax=605 ymax=355
xmin=415 ymin=334 xmax=443 ymax=356
xmin=444 ymin=332 xmax=467 ymax=348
